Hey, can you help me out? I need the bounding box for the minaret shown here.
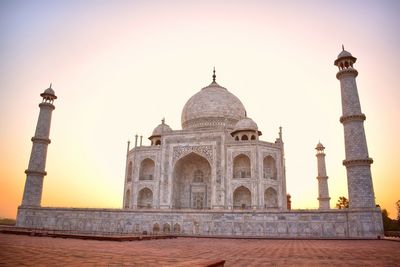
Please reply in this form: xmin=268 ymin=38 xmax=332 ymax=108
xmin=334 ymin=46 xmax=375 ymax=209
xmin=21 ymin=85 xmax=57 ymax=207
xmin=276 ymin=126 xmax=288 ymax=210
xmin=315 ymin=142 xmax=330 ymax=209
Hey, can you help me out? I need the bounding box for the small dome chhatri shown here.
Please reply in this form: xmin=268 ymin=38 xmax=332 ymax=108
xmin=150 ymin=119 xmax=172 ymax=138
xmin=148 ymin=118 xmax=172 ymax=146
xmin=233 ymin=117 xmax=258 ymax=132
xmin=231 ymin=117 xmax=262 ymax=137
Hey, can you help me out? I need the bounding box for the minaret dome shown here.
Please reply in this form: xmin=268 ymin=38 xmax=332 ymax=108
xmin=315 ymin=142 xmax=325 ymax=154
xmin=40 ymin=84 xmax=57 ymax=103
xmin=334 ymin=45 xmax=357 ymax=71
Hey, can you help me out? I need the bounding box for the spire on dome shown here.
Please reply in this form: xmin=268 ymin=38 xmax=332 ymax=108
xmin=212 ymin=67 xmax=216 ymax=82
xmin=342 ymin=44 xmax=344 ymax=51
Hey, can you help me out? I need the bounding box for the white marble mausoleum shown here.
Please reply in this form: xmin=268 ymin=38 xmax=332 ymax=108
xmin=123 ymin=70 xmax=286 ymax=212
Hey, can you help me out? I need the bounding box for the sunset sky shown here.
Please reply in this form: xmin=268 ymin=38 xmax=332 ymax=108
xmin=0 ymin=0 xmax=399 ymax=219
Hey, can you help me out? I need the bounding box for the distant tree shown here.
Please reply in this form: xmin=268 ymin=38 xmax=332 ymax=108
xmin=0 ymin=218 xmax=16 ymax=226
xmin=396 ymin=200 xmax=400 ymax=222
xmin=381 ymin=208 xmax=400 ymax=231
xmin=335 ymin=196 xmax=349 ymax=209
xmin=381 ymin=209 xmax=393 ymax=231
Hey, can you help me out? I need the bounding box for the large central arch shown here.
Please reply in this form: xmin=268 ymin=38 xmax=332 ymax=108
xmin=172 ymin=152 xmax=211 ymax=209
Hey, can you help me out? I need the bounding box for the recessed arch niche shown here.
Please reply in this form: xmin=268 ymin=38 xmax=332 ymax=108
xmin=264 ymin=187 xmax=278 ymax=208
xmin=233 ymin=186 xmax=251 ymax=209
xmin=263 ymin=156 xmax=277 ymax=179
xmin=139 ymin=158 xmax=155 ymax=180
xmin=233 ymin=154 xmax=251 ymax=178
xmin=172 ymin=152 xmax=211 ymax=209
xmin=137 ymin=187 xmax=153 ymax=208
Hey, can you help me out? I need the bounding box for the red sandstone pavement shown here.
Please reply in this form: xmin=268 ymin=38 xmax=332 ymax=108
xmin=0 ymin=234 xmax=399 ymax=266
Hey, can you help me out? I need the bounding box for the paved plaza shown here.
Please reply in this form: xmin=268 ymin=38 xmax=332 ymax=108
xmin=0 ymin=234 xmax=399 ymax=266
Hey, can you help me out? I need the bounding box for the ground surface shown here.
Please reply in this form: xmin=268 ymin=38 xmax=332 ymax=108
xmin=0 ymin=233 xmax=399 ymax=266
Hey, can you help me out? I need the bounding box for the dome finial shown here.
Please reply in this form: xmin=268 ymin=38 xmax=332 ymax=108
xmin=342 ymin=44 xmax=344 ymax=51
xmin=212 ymin=67 xmax=216 ymax=82
xmin=161 ymin=117 xmax=165 ymax=125
xmin=49 ymin=83 xmax=52 ymax=89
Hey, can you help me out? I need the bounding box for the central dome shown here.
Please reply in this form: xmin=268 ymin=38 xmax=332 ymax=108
xmin=181 ymin=80 xmax=247 ymax=130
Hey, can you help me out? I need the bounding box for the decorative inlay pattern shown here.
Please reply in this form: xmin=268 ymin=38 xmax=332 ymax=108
xmin=173 ymin=145 xmax=213 ymax=164
xmin=263 ymin=153 xmax=276 ymax=160
xmin=233 ymin=151 xmax=251 ymax=159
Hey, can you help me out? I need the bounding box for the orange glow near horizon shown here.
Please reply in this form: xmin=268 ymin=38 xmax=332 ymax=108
xmin=0 ymin=1 xmax=399 ymax=219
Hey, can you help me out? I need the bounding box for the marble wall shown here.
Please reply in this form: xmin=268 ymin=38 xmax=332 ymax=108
xmin=16 ymin=206 xmax=383 ymax=239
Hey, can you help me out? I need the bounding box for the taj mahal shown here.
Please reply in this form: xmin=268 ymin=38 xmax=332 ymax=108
xmin=16 ymin=48 xmax=383 ymax=238
xmin=123 ymin=69 xmax=287 ymax=212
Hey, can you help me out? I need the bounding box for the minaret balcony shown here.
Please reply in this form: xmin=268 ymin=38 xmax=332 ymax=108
xmin=340 ymin=114 xmax=366 ymax=123
xmin=336 ymin=68 xmax=358 ymax=79
xmin=31 ymin=137 xmax=51 ymax=144
xmin=343 ymin=158 xmax=373 ymax=167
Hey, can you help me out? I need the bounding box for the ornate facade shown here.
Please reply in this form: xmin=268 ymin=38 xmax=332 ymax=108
xmin=123 ymin=74 xmax=286 ymax=212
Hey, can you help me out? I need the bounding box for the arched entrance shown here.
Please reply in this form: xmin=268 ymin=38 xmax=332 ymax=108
xmin=153 ymin=223 xmax=160 ymax=233
xmin=127 ymin=161 xmax=133 ymax=182
xmin=265 ymin=187 xmax=278 ymax=208
xmin=163 ymin=223 xmax=171 ymax=233
xmin=233 ymin=154 xmax=251 ymax=178
xmin=233 ymin=186 xmax=251 ymax=209
xmin=173 ymin=223 xmax=181 ymax=233
xmin=139 ymin=158 xmax=155 ymax=180
xmin=172 ymin=152 xmax=211 ymax=209
xmin=263 ymin=156 xmax=277 ymax=179
xmin=137 ymin=187 xmax=153 ymax=208
xmin=124 ymin=189 xmax=131 ymax=209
